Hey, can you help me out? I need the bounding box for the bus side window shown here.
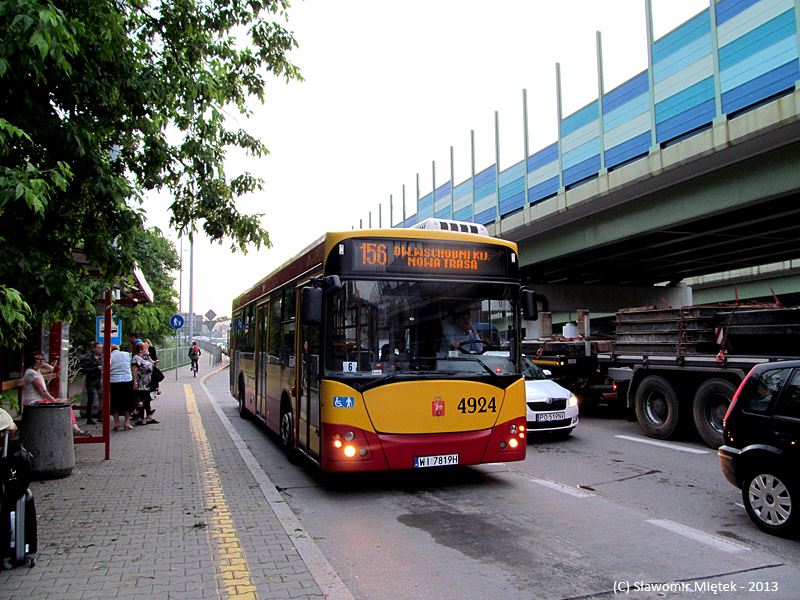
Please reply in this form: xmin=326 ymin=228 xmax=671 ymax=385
xmin=241 ymin=305 xmax=255 ymax=354
xmin=268 ymin=296 xmax=282 ymax=365
xmin=329 ymin=291 xmax=347 ymax=371
xmin=280 ymin=287 xmax=295 ymax=368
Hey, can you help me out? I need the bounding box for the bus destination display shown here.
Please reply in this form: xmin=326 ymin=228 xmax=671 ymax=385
xmin=343 ymin=239 xmax=513 ymax=277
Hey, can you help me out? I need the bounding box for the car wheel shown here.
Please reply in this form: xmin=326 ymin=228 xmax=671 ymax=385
xmin=742 ymin=470 xmax=798 ymax=537
xmin=634 ymin=375 xmax=679 ymax=439
xmin=692 ymin=378 xmax=736 ymax=449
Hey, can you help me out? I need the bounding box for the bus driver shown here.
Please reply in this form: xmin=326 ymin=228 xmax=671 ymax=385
xmin=442 ymin=310 xmax=480 ymax=353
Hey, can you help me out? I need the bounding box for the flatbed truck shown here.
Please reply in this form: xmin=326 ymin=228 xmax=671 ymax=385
xmin=597 ymin=305 xmax=800 ymax=448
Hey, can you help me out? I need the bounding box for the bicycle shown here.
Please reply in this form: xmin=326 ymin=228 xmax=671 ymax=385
xmin=190 ymin=359 xmax=198 ymax=377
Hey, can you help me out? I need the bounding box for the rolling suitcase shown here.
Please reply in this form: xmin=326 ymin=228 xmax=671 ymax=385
xmin=1 ymin=429 xmax=37 ymax=569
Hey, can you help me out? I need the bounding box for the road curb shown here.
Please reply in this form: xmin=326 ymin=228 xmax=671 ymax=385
xmin=199 ymin=367 xmax=354 ymax=600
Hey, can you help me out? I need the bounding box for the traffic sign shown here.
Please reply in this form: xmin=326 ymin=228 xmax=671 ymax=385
xmin=205 ymin=309 xmax=216 ymax=321
xmin=96 ymin=316 xmax=121 ymax=345
xmin=170 ymin=314 xmax=185 ymax=329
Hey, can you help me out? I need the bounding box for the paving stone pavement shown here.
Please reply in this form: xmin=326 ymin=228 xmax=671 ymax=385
xmin=0 ymin=357 xmax=347 ymax=600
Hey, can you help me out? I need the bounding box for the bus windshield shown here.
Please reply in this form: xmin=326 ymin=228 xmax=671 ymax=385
xmin=325 ymin=279 xmax=518 ymax=377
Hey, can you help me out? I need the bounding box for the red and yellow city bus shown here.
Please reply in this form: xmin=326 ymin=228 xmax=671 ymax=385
xmin=230 ymin=224 xmax=536 ymax=472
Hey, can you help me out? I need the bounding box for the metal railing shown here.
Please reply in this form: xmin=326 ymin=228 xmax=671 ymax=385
xmin=157 ymin=342 xmax=223 ymax=371
xmin=157 ymin=345 xmax=193 ymax=371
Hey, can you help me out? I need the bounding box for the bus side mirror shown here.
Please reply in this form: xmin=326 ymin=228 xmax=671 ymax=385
xmin=324 ymin=274 xmax=342 ymax=294
xmin=301 ymin=286 xmax=323 ymax=325
xmin=522 ymin=289 xmax=538 ymax=321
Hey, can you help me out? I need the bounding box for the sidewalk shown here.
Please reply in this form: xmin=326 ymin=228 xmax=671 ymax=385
xmin=0 ymin=358 xmax=351 ymax=600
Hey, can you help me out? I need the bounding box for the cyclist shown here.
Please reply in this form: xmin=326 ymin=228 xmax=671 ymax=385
xmin=188 ymin=342 xmax=201 ymax=376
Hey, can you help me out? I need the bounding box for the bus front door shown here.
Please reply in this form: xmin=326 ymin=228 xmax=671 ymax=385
xmin=297 ymin=322 xmax=321 ymax=460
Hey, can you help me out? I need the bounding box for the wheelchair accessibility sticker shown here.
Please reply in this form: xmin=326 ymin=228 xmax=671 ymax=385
xmin=333 ymin=396 xmax=355 ymax=408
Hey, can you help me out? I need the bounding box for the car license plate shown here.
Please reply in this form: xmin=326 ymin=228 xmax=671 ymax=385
xmin=414 ymin=454 xmax=459 ymax=468
xmin=537 ymin=412 xmax=565 ymax=422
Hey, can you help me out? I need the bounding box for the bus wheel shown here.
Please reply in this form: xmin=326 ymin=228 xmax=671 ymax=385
xmin=280 ymin=406 xmax=299 ymax=463
xmin=634 ymin=375 xmax=679 ymax=439
xmin=280 ymin=406 xmax=294 ymax=450
xmin=693 ymin=378 xmax=735 ymax=449
xmin=238 ymin=385 xmax=248 ymax=419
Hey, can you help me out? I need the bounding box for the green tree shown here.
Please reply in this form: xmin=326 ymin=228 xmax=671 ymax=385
xmin=0 ymin=0 xmax=301 ymax=347
xmin=68 ymin=227 xmax=180 ymax=366
xmin=120 ymin=228 xmax=181 ymax=345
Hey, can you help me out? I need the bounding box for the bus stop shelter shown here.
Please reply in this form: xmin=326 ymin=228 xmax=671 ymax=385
xmin=72 ymin=251 xmax=154 ymax=459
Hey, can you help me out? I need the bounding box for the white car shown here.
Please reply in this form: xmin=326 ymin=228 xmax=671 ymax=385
xmin=521 ymin=355 xmax=579 ymax=437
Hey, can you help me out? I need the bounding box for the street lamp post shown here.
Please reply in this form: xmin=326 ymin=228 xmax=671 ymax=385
xmin=177 ymin=237 xmax=183 ymax=380
xmin=188 ymin=238 xmax=194 ymax=349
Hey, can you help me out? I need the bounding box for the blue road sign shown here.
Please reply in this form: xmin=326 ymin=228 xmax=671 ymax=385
xmin=96 ymin=316 xmax=122 ymax=345
xmin=170 ymin=314 xmax=185 ymax=329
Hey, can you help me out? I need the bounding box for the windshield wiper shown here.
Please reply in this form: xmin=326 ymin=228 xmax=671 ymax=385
xmin=456 ymin=356 xmax=505 ymax=386
xmin=353 ymin=372 xmax=400 ymax=393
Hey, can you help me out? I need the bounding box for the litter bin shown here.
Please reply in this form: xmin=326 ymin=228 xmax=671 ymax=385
xmin=20 ymin=402 xmax=75 ymax=479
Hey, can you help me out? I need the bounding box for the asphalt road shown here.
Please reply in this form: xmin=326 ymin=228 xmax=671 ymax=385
xmin=220 ymin=388 xmax=800 ymax=600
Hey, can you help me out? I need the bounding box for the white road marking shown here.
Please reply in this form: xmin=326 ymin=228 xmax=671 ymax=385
xmin=531 ymin=478 xmax=595 ymax=498
xmin=615 ymin=435 xmax=711 ymax=454
xmin=648 ymin=519 xmax=751 ymax=554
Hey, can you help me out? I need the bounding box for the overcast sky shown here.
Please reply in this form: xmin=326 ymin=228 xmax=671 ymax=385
xmin=144 ymin=0 xmax=708 ymax=320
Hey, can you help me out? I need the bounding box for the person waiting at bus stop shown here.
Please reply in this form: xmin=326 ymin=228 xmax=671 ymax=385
xmin=79 ymin=341 xmax=103 ymax=425
xmin=22 ymin=352 xmax=91 ymax=437
xmin=109 ymin=344 xmax=135 ymax=431
xmin=144 ymin=339 xmax=162 ymax=396
xmin=131 ymin=342 xmax=159 ymax=426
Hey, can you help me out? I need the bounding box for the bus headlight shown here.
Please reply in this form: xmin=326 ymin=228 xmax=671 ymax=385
xmin=509 ymin=438 xmax=518 ymax=449
xmin=326 ymin=425 xmax=372 ymax=461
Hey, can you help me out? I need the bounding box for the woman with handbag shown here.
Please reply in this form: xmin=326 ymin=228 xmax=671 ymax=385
xmin=131 ymin=342 xmax=159 ymax=426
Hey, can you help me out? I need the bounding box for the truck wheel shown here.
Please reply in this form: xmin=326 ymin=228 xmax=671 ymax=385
xmin=693 ymin=378 xmax=736 ymax=449
xmin=634 ymin=375 xmax=679 ymax=439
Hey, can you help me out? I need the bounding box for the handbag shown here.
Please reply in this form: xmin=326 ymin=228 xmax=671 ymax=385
xmin=151 ymin=366 xmax=164 ymax=385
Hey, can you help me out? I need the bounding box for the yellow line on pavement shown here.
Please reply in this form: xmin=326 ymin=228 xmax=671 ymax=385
xmin=185 ymin=384 xmax=259 ymax=600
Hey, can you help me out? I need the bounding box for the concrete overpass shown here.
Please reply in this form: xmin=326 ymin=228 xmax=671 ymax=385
xmin=494 ymin=90 xmax=800 ymax=316
xmin=389 ymin=0 xmax=800 ymax=321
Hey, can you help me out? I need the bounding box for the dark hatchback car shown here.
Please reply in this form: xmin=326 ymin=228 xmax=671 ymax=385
xmin=719 ymin=360 xmax=800 ymax=537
